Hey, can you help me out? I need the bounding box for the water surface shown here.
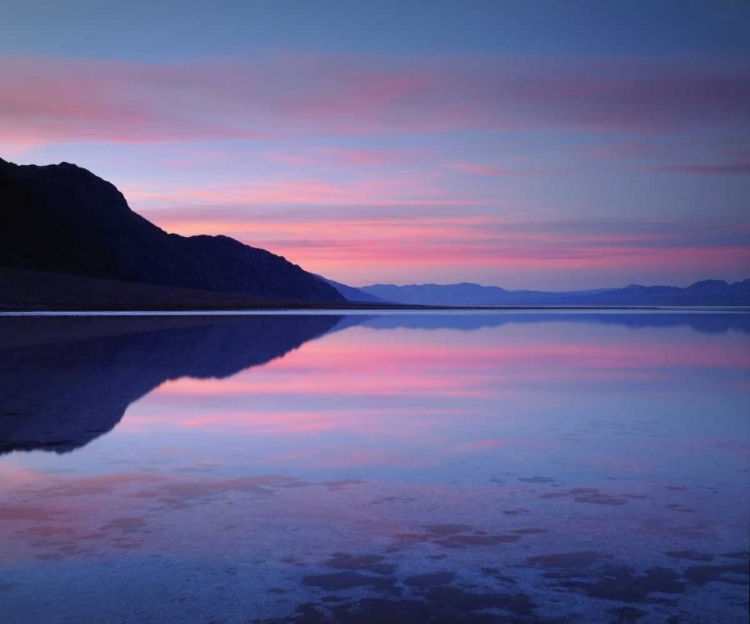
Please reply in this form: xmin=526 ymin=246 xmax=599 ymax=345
xmin=1 ymin=312 xmax=748 ymax=622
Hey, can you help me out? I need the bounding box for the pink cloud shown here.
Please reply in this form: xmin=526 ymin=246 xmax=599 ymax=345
xmin=135 ymin=204 xmax=750 ymax=283
xmin=124 ymin=175 xmax=482 ymax=209
xmin=2 ymin=54 xmax=748 ymax=146
xmin=451 ymin=162 xmax=565 ymax=176
xmin=581 ymin=141 xmax=750 ymax=176
xmin=0 ymin=57 xmax=275 ymax=145
xmin=310 ymin=147 xmax=423 ymax=167
xmin=639 ymin=163 xmax=750 ymax=175
xmin=583 ymin=141 xmax=674 ymax=161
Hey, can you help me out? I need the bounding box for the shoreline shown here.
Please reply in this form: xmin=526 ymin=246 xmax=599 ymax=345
xmin=2 ymin=305 xmax=750 ymax=316
xmin=2 ymin=269 xmax=748 ymax=314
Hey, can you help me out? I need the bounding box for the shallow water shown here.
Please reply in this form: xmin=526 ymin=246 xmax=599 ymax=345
xmin=1 ymin=312 xmax=748 ymax=623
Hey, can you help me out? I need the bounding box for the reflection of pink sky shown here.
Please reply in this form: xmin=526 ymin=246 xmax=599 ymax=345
xmin=451 ymin=438 xmax=563 ymax=454
xmin=124 ymin=407 xmax=470 ymax=439
xmin=151 ymin=334 xmax=750 ymax=399
xmin=0 ymin=466 xmax=744 ymax=569
xmin=1 ymin=324 xmax=748 ymax=573
xmin=105 ymin=325 xmax=750 ymax=475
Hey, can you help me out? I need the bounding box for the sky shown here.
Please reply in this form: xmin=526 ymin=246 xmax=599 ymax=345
xmin=1 ymin=0 xmax=749 ymax=289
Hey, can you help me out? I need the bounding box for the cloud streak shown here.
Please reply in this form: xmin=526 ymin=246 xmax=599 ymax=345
xmin=2 ymin=53 xmax=747 ymax=288
xmin=2 ymin=54 xmax=749 ymax=146
xmin=639 ymin=163 xmax=750 ymax=175
xmin=137 ymin=204 xmax=750 ymax=285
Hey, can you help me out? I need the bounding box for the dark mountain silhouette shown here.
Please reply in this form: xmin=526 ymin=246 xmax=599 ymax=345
xmin=1 ymin=158 xmax=746 ymax=310
xmin=0 ymin=314 xmax=342 ymax=455
xmin=0 ymin=158 xmax=343 ymax=303
xmin=361 ymin=280 xmax=750 ymax=307
xmin=0 ymin=266 xmax=315 ymax=311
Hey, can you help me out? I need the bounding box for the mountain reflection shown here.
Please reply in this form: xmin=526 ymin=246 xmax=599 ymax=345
xmin=352 ymin=311 xmax=750 ymax=333
xmin=0 ymin=311 xmax=747 ymax=455
xmin=0 ymin=315 xmax=343 ymax=454
xmin=1 ymin=311 xmax=747 ymax=623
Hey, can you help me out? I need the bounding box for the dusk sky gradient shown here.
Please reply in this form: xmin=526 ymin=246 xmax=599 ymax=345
xmin=2 ymin=0 xmax=749 ymax=289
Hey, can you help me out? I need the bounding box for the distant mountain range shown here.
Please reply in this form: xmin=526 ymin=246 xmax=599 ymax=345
xmin=0 ymin=158 xmax=342 ymax=303
xmin=1 ymin=156 xmax=747 ymax=309
xmin=316 ymin=275 xmax=387 ymax=304
xmin=357 ymin=280 xmax=750 ymax=307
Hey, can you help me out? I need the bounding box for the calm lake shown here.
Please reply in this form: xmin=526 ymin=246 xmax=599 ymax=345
xmin=1 ymin=312 xmax=748 ymax=623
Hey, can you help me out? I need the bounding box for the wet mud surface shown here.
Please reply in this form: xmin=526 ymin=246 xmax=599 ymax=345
xmin=1 ymin=474 xmax=747 ymax=623
xmin=1 ymin=314 xmax=748 ymax=622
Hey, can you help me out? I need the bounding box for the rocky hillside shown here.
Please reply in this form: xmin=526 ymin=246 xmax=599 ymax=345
xmin=0 ymin=158 xmax=343 ymax=303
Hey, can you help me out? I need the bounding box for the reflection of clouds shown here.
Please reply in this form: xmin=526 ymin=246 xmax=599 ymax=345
xmin=1 ymin=317 xmax=748 ymax=622
xmin=0 ymin=315 xmax=345 ymax=455
xmin=105 ymin=321 xmax=750 ymax=477
xmin=150 ymin=336 xmax=750 ymax=411
xmin=0 ymin=466 xmax=742 ymax=569
xmin=154 ymin=372 xmax=491 ymax=399
xmin=452 ymin=438 xmax=563 ymax=455
xmin=643 ymin=438 xmax=750 ymax=458
xmin=120 ymin=406 xmax=469 ymax=438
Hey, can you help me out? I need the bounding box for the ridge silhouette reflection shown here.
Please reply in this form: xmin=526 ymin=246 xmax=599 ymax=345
xmin=0 ymin=312 xmax=748 ymax=623
xmin=0 ymin=315 xmax=343 ymax=454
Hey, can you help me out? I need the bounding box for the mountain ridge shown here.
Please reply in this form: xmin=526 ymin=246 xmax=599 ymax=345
xmin=360 ymin=280 xmax=750 ymax=306
xmin=2 ymin=157 xmax=747 ymax=308
xmin=0 ymin=157 xmax=343 ymax=303
xmin=316 ymin=275 xmax=387 ymax=303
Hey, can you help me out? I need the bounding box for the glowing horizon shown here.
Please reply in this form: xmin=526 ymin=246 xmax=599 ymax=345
xmin=1 ymin=2 xmax=748 ymax=289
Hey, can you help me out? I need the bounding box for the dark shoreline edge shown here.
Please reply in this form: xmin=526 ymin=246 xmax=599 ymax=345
xmin=2 ymin=268 xmax=749 ymax=314
xmin=3 ymin=305 xmax=750 ymax=315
